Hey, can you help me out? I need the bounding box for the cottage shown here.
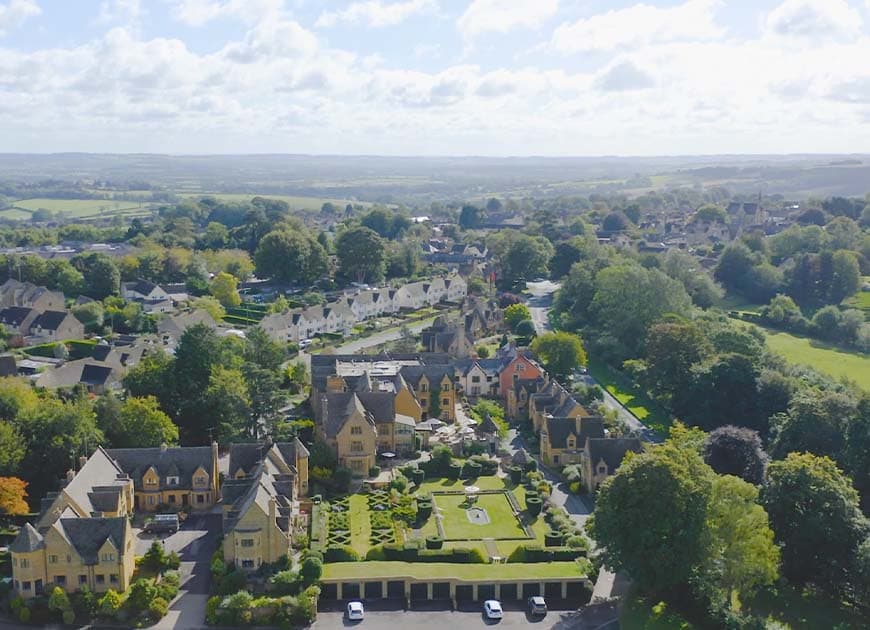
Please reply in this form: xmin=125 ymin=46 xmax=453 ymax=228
xmin=28 ymin=310 xmax=84 ymax=342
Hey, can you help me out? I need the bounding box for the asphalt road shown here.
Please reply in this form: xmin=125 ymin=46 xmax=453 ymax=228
xmin=523 ymin=281 xmax=662 ymax=444
xmin=313 ymin=606 xmax=575 ymax=630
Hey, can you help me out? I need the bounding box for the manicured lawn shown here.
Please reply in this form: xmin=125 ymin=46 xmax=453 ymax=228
xmin=588 ymin=358 xmax=672 ymax=435
xmin=348 ymin=494 xmax=371 ymax=557
xmin=739 ymin=321 xmax=870 ymax=390
xmin=620 ymin=594 xmax=698 ymax=630
xmin=322 ymin=560 xmax=591 ymax=580
xmin=417 ymin=477 xmax=507 ymax=494
xmin=432 ymin=492 xmax=527 ymax=540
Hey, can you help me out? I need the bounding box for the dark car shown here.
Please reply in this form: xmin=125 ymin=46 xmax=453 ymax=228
xmin=144 ymin=514 xmax=179 ymax=535
xmin=528 ymin=596 xmax=547 ymax=616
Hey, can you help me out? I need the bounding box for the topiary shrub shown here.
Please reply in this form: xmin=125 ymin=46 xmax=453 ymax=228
xmin=545 ymin=530 xmax=564 ymax=547
xmin=62 ymin=610 xmax=75 ymax=624
xmin=149 ymin=596 xmax=169 ymax=620
xmin=425 ymin=535 xmax=444 ymax=549
xmin=462 ymin=461 xmax=482 ymax=479
xmin=368 ymin=465 xmax=381 ymax=477
xmin=416 ymin=499 xmax=432 ymax=520
xmin=524 ymin=460 xmax=538 ymax=473
xmin=509 ymin=466 xmax=522 ymax=485
xmin=526 ymin=496 xmax=543 ymax=516
xmin=447 ymin=462 xmax=462 ymax=480
xmin=411 ymin=469 xmax=425 ymax=486
xmin=325 ymin=545 xmax=360 ymax=563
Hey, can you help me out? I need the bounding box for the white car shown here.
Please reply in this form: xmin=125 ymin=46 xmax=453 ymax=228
xmin=347 ymin=601 xmax=364 ymax=621
xmin=299 ymin=339 xmax=312 ymax=349
xmin=483 ymin=600 xmax=503 ymax=619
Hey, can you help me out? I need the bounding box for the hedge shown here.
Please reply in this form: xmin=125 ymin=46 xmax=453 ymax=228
xmin=526 ymin=496 xmax=543 ymax=517
xmin=411 ymin=469 xmax=425 ymax=486
xmin=461 ymin=461 xmax=482 ymax=479
xmin=544 ymin=531 xmax=564 ymax=547
xmin=324 ymin=545 xmax=360 ymax=563
xmin=380 ymin=542 xmax=486 ymax=563
xmin=509 ymin=466 xmax=522 ymax=485
xmin=507 ymin=543 xmax=587 ymax=563
xmin=223 ymin=315 xmax=259 ymax=327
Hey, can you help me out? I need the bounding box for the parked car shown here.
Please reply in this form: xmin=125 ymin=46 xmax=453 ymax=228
xmin=528 ymin=596 xmax=547 ymax=616
xmin=483 ymin=600 xmax=503 ymax=620
xmin=144 ymin=513 xmax=179 ymax=535
xmin=347 ymin=601 xmax=364 ymax=621
xmin=299 ymin=339 xmax=312 ymax=349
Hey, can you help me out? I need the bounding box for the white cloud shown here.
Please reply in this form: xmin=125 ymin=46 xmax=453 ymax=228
xmin=0 ymin=0 xmax=40 ymax=36
xmin=168 ymin=0 xmax=284 ymax=26
xmin=594 ymin=59 xmax=655 ymax=92
xmin=764 ymin=0 xmax=862 ymax=41
xmin=97 ymin=0 xmax=141 ymax=25
xmin=551 ymin=0 xmax=722 ymax=53
xmin=316 ymin=0 xmax=436 ymax=28
xmin=458 ymin=0 xmax=559 ymax=40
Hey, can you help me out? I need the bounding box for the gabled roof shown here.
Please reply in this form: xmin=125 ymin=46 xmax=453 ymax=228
xmin=107 ymin=445 xmax=215 ymax=491
xmin=30 ymin=310 xmax=73 ymax=331
xmin=57 ymin=516 xmax=128 ymax=565
xmin=587 ymin=438 xmax=643 ymax=472
xmin=320 ymin=392 xmax=375 ymax=438
xmin=0 ymin=306 xmax=34 ymax=326
xmin=124 ymin=279 xmax=159 ymax=295
xmin=80 ymin=364 xmax=114 ymax=386
xmin=9 ymin=522 xmax=44 ymax=553
xmin=356 ymin=391 xmax=396 ymax=424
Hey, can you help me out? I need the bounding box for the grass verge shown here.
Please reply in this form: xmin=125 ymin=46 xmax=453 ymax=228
xmin=322 ymin=560 xmax=590 ymax=580
xmin=587 ymin=358 xmax=672 ymax=435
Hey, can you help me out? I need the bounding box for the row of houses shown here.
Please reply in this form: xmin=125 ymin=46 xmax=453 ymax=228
xmin=260 ymin=274 xmax=468 ymax=344
xmin=10 ymin=438 xmax=310 ymax=600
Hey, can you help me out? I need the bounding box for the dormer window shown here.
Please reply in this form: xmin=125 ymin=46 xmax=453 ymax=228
xmin=145 ymin=476 xmax=158 ymax=486
xmin=598 ymin=464 xmax=607 ymax=474
xmin=166 ymin=476 xmax=179 ymax=486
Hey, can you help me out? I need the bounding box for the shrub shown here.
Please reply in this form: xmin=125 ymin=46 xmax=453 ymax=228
xmin=71 ymin=586 xmax=96 ymax=619
xmin=416 ymin=499 xmax=432 ymax=520
xmin=545 ymin=530 xmax=564 ymax=547
xmin=149 ymin=596 xmax=169 ymax=620
xmin=62 ymin=609 xmax=75 ymax=624
xmin=390 ymin=473 xmax=409 ymax=494
xmin=216 ymin=569 xmax=247 ymax=596
xmin=270 ymin=570 xmax=300 ymax=596
xmin=426 ymin=535 xmax=444 ymax=549
xmin=325 ymin=544 xmax=360 ymax=563
xmin=48 ymin=585 xmax=71 ymax=617
xmin=300 ymin=556 xmax=323 ymax=583
xmin=366 ymin=545 xmax=386 ymax=561
xmin=411 ymin=469 xmax=425 ymax=486
xmin=508 ymin=543 xmax=586 ymax=563
xmin=447 ymin=462 xmax=462 ymax=480
xmin=565 ymin=535 xmax=588 ymax=549
xmin=524 ymin=460 xmax=538 ymax=472
xmin=461 ymin=461 xmax=483 ymax=479
xmin=98 ymin=589 xmax=123 ymax=619
xmin=509 ymin=466 xmax=522 ymax=485
xmin=370 ymin=511 xmax=393 ymax=529
xmin=18 ymin=607 xmax=31 ymax=624
xmin=526 ymin=496 xmax=543 ymax=516
xmin=128 ymin=578 xmax=159 ymax=614
xmin=569 ymin=481 xmax=582 ymax=494
xmin=206 ymin=596 xmax=221 ymax=625
xmin=368 ymin=465 xmax=381 ymax=477
xmin=302 ymin=549 xmax=324 ymax=563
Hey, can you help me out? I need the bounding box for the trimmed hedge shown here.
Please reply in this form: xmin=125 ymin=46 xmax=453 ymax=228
xmin=509 ymin=466 xmax=522 ymax=485
xmin=380 ymin=542 xmax=486 ymax=563
xmin=447 ymin=463 xmax=462 ymax=480
xmin=526 ymin=496 xmax=543 ymax=517
xmin=324 ymin=545 xmax=360 ymax=563
xmin=507 ymin=543 xmax=587 ymax=563
xmin=461 ymin=461 xmax=482 ymax=479
xmin=411 ymin=469 xmax=425 ymax=486
xmin=544 ymin=531 xmax=564 ymax=547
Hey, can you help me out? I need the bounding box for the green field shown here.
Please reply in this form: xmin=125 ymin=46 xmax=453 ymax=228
xmin=8 ymin=197 xmax=149 ymax=218
xmin=739 ymin=322 xmax=870 ymax=390
xmin=322 ymin=560 xmax=590 ymax=581
xmin=177 ymin=192 xmax=369 ymax=212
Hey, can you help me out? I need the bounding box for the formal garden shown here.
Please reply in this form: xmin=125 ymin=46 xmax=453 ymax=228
xmin=309 ymin=445 xmax=593 ymax=577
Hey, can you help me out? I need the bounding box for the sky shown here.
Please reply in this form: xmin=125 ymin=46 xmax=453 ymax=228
xmin=3 ymin=0 xmax=870 ymax=155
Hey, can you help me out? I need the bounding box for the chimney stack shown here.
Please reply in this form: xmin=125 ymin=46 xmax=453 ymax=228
xmin=160 ymin=442 xmax=168 ymax=453
xmin=66 ymin=469 xmax=75 ymax=483
xmin=79 ymin=455 xmax=88 ymax=469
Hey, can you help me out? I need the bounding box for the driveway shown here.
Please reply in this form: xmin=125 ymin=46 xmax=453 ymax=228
xmin=143 ymin=512 xmax=222 ymax=630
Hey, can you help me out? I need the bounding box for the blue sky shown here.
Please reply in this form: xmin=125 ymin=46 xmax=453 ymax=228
xmin=2 ymin=0 xmax=870 ymax=155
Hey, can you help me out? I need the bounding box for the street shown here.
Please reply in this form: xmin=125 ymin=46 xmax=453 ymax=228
xmin=313 ymin=606 xmax=578 ymax=630
xmin=524 ymin=281 xmax=662 ymax=444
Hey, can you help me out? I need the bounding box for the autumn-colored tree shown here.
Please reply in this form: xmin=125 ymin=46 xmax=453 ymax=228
xmin=0 ymin=476 xmax=28 ymax=515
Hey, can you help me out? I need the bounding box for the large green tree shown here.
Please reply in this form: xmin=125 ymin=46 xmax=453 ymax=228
xmin=254 ymin=230 xmax=328 ymax=285
xmin=761 ymin=452 xmax=869 ymax=594
xmin=336 ymin=227 xmax=386 ymax=284
xmin=530 ymin=332 xmax=587 ymax=380
xmin=112 ymin=397 xmax=178 ymax=448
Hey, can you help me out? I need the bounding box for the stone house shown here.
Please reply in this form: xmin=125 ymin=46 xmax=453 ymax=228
xmin=582 ymin=438 xmax=643 ymax=491
xmin=28 ymin=310 xmax=85 ymax=342
xmin=540 ymin=415 xmax=605 ymax=466
xmin=0 ymin=279 xmax=65 ymax=311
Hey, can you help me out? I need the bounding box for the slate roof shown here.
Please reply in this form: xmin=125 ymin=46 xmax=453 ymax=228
xmin=587 ymin=438 xmax=643 ymax=472
xmin=81 ymin=364 xmax=114 ymax=386
xmin=228 ymin=443 xmax=271 ymax=478
xmin=399 ymin=365 xmax=453 ymax=389
xmin=106 ymin=446 xmax=215 ymax=491
xmin=125 ymin=279 xmax=159 ymax=295
xmin=9 ymin=522 xmax=45 ymax=553
xmin=357 ymin=391 xmax=396 ymax=424
xmin=58 ymin=516 xmax=128 ymax=565
xmin=545 ymin=416 xmax=606 ymax=449
xmin=320 ymin=392 xmax=375 ymax=438
xmin=0 ymin=306 xmax=34 ymax=327
xmin=30 ymin=310 xmax=70 ymax=331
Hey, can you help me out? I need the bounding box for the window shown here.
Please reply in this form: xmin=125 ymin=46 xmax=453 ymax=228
xmin=517 ymin=363 xmax=526 ymax=372
xmin=145 ymin=476 xmax=157 ymax=486
xmin=66 ymin=555 xmax=71 ymax=563
xmin=19 ymin=558 xmax=29 ymax=568
xmin=148 ymin=496 xmax=155 ymax=505
xmin=598 ymin=465 xmax=607 ymax=474
xmin=421 ymin=384 xmax=428 ymax=392
xmin=350 ymin=459 xmax=364 ymax=471
xmin=78 ymin=575 xmax=87 ymax=585
xmin=166 ymin=476 xmax=179 ymax=486
xmin=96 ymin=575 xmax=105 ymax=585
xmin=110 ymin=574 xmax=119 ymax=584
xmin=22 ymin=581 xmax=31 ymax=591
xmin=195 ymin=476 xmax=207 ymax=485
xmin=420 ymin=398 xmax=428 ymax=407
xmin=553 ymin=455 xmax=560 ymax=464
xmin=55 ymin=575 xmax=66 ymax=586
xmin=49 ymin=555 xmax=58 ymax=564
xmin=442 ymin=398 xmax=449 ymax=406
xmin=101 ymin=553 xmax=115 ymax=562
xmin=241 ymin=560 xmax=255 ymax=569
xmin=197 ymin=494 xmax=205 ymax=504
xmin=471 ymin=376 xmax=481 ymax=383
xmin=351 ymin=441 xmax=363 ymax=453
xmin=350 ymin=426 xmax=362 ymax=435
xmin=12 ymin=557 xmax=16 ymax=567
xmin=168 ymin=495 xmax=176 ymax=504
xmin=241 ymin=539 xmax=255 ymax=548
